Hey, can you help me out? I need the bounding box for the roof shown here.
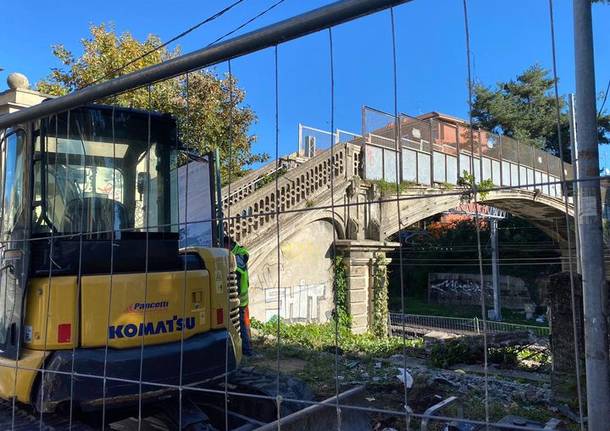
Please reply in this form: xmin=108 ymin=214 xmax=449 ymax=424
xmin=416 ymin=111 xmax=469 ymax=126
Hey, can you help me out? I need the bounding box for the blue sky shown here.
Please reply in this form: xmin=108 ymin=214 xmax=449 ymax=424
xmin=1 ymin=0 xmax=609 ymax=168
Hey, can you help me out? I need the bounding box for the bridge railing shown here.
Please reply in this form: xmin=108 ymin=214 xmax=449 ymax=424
xmin=221 ymin=158 xmax=299 ymax=212
xmin=298 ymin=124 xmax=365 ymax=157
xmin=225 ymin=142 xmax=358 ymax=243
xmin=361 ymin=106 xmax=571 ymax=199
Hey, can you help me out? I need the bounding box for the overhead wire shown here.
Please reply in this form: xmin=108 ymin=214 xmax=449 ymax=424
xmin=85 ymin=0 xmax=290 ymax=89
xmin=84 ymin=0 xmax=247 ymax=87
xmin=209 ymin=0 xmax=288 ymax=47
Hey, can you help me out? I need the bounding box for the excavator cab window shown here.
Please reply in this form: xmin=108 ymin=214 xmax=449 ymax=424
xmin=34 ymin=107 xmax=179 ymax=238
xmin=0 ymin=129 xmax=27 ymax=359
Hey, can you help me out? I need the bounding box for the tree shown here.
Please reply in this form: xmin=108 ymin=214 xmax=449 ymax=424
xmin=37 ymin=24 xmax=268 ymax=180
xmin=471 ymin=64 xmax=610 ymax=160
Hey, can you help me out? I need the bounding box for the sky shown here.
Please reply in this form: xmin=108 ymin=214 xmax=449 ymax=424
xmin=1 ymin=0 xmax=609 ymax=169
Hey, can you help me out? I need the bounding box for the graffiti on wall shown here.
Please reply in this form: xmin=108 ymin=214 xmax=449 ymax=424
xmin=264 ymin=281 xmax=326 ymax=322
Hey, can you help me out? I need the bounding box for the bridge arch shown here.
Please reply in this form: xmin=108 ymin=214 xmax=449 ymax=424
xmin=247 ymin=210 xmax=346 ymax=323
xmin=382 ymin=189 xmax=573 ymax=244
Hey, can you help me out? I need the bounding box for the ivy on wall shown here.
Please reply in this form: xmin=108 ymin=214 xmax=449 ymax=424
xmin=371 ymin=252 xmax=390 ymax=338
xmin=333 ymin=255 xmax=351 ymax=329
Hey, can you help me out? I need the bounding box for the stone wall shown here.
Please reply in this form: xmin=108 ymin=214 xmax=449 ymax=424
xmin=545 ymin=272 xmax=586 ymax=405
xmin=248 ymin=219 xmax=336 ymax=323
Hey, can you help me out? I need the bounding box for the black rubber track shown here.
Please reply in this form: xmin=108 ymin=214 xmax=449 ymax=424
xmin=0 ymin=399 xmax=94 ymax=430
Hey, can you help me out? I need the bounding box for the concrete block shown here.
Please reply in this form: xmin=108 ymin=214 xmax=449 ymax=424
xmin=348 ymin=289 xmax=367 ymax=304
xmin=349 ymin=302 xmax=368 ymax=316
xmin=348 ymin=277 xmax=367 ymax=290
xmin=350 ymin=322 xmax=368 ymax=334
xmin=347 ymin=265 xmax=368 ymax=277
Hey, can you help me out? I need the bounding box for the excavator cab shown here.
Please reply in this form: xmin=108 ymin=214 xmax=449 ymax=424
xmin=0 ymin=105 xmax=241 ymax=414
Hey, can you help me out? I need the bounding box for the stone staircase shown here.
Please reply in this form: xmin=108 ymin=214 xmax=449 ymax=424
xmin=222 ymin=143 xmax=361 ymax=247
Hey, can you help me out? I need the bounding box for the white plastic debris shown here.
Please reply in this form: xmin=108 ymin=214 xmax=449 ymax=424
xmin=396 ymin=367 xmax=413 ymax=389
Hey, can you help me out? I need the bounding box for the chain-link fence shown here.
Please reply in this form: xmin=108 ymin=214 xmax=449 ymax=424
xmin=0 ymin=0 xmax=606 ymax=429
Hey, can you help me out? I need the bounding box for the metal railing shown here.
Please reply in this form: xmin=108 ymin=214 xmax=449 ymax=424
xmin=361 ymin=106 xmax=571 ymax=199
xmin=389 ymin=312 xmax=550 ymax=337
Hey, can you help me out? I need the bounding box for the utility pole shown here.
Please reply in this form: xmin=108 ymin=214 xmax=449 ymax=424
xmin=490 ymin=218 xmax=501 ymax=321
xmin=568 ymin=94 xmax=582 ymax=274
xmin=445 ymin=204 xmax=505 ymax=320
xmin=489 ymin=218 xmax=502 ymax=320
xmin=573 ymin=0 xmax=610 ymax=426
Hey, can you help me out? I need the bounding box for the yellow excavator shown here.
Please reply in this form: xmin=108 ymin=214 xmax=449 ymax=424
xmin=0 ymin=104 xmax=304 ymax=429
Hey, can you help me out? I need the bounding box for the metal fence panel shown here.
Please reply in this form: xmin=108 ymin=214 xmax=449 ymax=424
xmin=482 ymin=157 xmax=492 ymax=182
xmin=299 ymin=124 xmax=336 ymax=156
xmin=418 ymin=152 xmax=431 ymax=185
xmin=501 ymin=135 xmax=519 ymax=164
xmin=541 ymin=172 xmax=550 ymax=195
xmin=433 ymin=152 xmax=446 ymax=183
xmin=535 ymin=170 xmax=543 ymax=190
xmin=460 ymin=153 xmax=471 ymax=176
xmin=402 ymin=148 xmax=417 ymax=182
xmin=510 ymin=163 xmax=525 ymax=187
xmin=473 ymin=157 xmax=481 ymax=182
xmin=365 ymin=145 xmax=384 ymax=180
xmin=447 ymin=155 xmax=458 ymax=184
xmin=527 ymin=168 xmax=535 ymax=190
xmin=389 ymin=313 xmax=550 ymax=337
xmin=384 ymin=149 xmax=398 ymax=183
xmin=502 ymin=161 xmax=511 ymax=186
xmin=492 ymin=160 xmax=501 ymax=186
xmin=519 ymin=166 xmax=527 ymax=187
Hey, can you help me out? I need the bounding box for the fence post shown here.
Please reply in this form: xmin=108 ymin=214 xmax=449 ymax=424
xmin=474 ymin=317 xmax=480 ymax=334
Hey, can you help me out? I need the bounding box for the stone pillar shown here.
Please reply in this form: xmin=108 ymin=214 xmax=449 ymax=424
xmin=336 ymin=240 xmax=399 ymax=334
xmin=0 ymin=73 xmax=47 ymax=115
xmin=546 ymin=272 xmax=585 ymax=405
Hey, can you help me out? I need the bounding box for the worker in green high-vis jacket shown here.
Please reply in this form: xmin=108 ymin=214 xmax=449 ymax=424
xmin=225 ymin=236 xmax=252 ymax=356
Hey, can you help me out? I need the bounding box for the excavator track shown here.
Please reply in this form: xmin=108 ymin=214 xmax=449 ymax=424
xmin=0 ymin=399 xmax=94 ymax=431
xmin=0 ymin=367 xmax=314 ymax=430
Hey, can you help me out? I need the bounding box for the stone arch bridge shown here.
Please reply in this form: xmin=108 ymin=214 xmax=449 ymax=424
xmin=223 ymin=123 xmax=578 ymax=332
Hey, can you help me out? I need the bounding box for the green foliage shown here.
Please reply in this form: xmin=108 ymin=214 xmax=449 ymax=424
xmin=488 ymin=347 xmax=519 ymax=367
xmin=332 ymin=256 xmax=351 ymax=329
xmin=251 ymin=317 xmax=423 ymax=358
xmin=457 ymin=170 xmax=495 ymax=201
xmin=429 ymin=340 xmax=476 ymax=368
xmin=254 ymin=166 xmax=288 ymax=190
xmin=472 ymin=64 xmax=610 ymax=158
xmin=371 ymin=253 xmax=390 ymax=338
xmin=516 ymin=347 xmax=551 ymax=368
xmin=430 ymin=339 xmax=551 ymax=370
xmin=37 ymin=23 xmax=268 ymax=180
xmin=370 ymin=180 xmax=417 ymax=197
